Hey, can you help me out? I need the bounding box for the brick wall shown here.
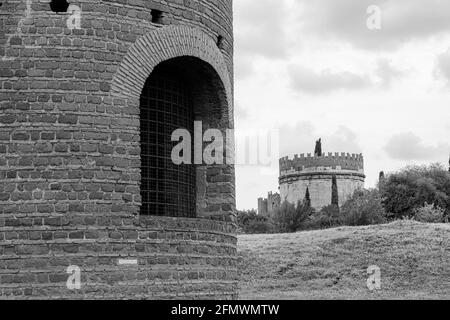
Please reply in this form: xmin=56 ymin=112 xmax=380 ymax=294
xmin=0 ymin=0 xmax=236 ymax=299
xmin=0 ymin=215 xmax=237 ymax=299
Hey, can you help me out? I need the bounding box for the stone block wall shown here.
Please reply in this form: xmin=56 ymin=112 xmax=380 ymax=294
xmin=257 ymin=197 xmax=268 ymax=216
xmin=279 ymin=153 xmax=365 ymax=210
xmin=258 ymin=192 xmax=280 ymax=216
xmin=279 ymin=172 xmax=365 ymax=210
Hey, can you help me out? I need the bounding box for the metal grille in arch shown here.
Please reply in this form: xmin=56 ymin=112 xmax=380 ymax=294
xmin=140 ymin=64 xmax=196 ymax=217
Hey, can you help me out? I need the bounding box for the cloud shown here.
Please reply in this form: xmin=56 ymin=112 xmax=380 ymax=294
xmin=296 ymin=0 xmax=450 ymax=50
xmin=288 ymin=65 xmax=371 ymax=94
xmin=234 ymin=55 xmax=255 ymax=80
xmin=234 ymin=102 xmax=250 ymax=121
xmin=434 ymin=48 xmax=450 ymax=85
xmin=325 ymin=126 xmax=362 ymax=153
xmin=375 ymin=59 xmax=406 ymax=88
xmin=288 ymin=60 xmax=406 ymax=94
xmin=279 ymin=123 xmax=362 ymax=156
xmin=234 ymin=0 xmax=289 ymax=60
xmin=384 ymin=132 xmax=449 ymax=160
xmin=279 ymin=121 xmax=316 ymax=156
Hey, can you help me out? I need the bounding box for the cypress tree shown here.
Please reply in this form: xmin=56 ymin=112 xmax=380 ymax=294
xmin=331 ymin=175 xmax=339 ymax=207
xmin=305 ymin=187 xmax=311 ymax=208
xmin=379 ymin=171 xmax=386 ymax=193
xmin=314 ymin=138 xmax=322 ymax=157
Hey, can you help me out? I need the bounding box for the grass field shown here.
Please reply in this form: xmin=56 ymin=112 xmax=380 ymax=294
xmin=238 ymin=221 xmax=450 ymax=299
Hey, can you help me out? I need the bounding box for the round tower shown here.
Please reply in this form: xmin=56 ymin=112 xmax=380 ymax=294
xmin=279 ymin=151 xmax=365 ymax=210
xmin=0 ymin=0 xmax=236 ymax=299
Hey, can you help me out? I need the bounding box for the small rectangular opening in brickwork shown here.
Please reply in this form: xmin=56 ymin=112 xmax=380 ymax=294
xmin=217 ymin=35 xmax=224 ymax=49
xmin=151 ymin=9 xmax=163 ymax=24
xmin=50 ymin=0 xmax=69 ymax=13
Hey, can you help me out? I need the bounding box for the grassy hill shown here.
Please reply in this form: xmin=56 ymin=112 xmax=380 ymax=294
xmin=238 ymin=221 xmax=450 ymax=299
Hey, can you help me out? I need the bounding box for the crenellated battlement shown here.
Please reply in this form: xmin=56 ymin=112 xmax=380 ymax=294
xmin=279 ymin=152 xmax=364 ymax=173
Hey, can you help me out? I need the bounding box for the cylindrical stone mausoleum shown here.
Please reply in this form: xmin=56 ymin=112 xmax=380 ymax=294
xmin=0 ymin=0 xmax=236 ymax=299
xmin=279 ymin=153 xmax=365 ymax=210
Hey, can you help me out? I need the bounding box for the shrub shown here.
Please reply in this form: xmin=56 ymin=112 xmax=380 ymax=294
xmin=308 ymin=204 xmax=341 ymax=230
xmin=246 ymin=219 xmax=274 ymax=234
xmin=382 ymin=164 xmax=450 ymax=220
xmin=237 ymin=209 xmax=274 ymax=234
xmin=414 ymin=203 xmax=445 ymax=223
xmin=341 ymin=189 xmax=387 ymax=226
xmin=295 ymin=200 xmax=315 ymax=231
xmin=272 ymin=201 xmax=297 ymax=233
xmin=272 ymin=200 xmax=314 ymax=233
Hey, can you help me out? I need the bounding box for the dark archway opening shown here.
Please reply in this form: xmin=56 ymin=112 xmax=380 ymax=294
xmin=139 ymin=57 xmax=230 ymax=219
xmin=151 ymin=9 xmax=163 ymax=24
xmin=140 ymin=62 xmax=195 ymax=217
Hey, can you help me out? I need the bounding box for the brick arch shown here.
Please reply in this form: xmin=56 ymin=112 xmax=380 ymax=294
xmin=111 ymin=25 xmax=232 ymax=118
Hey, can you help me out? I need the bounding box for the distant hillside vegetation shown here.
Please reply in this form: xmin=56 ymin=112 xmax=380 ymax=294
xmin=238 ymin=221 xmax=449 ymax=299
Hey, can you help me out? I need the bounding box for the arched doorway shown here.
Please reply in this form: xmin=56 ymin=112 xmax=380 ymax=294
xmin=140 ymin=61 xmax=196 ymax=217
xmin=139 ymin=57 xmax=231 ymax=219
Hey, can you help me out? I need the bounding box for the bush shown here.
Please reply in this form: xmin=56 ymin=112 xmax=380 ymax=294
xmin=272 ymin=201 xmax=297 ymax=233
xmin=341 ymin=189 xmax=387 ymax=226
xmin=414 ymin=203 xmax=445 ymax=223
xmin=308 ymin=204 xmax=341 ymax=229
xmin=272 ymin=200 xmax=315 ymax=233
xmin=382 ymin=164 xmax=450 ymax=220
xmin=295 ymin=200 xmax=315 ymax=231
xmin=237 ymin=210 xmax=274 ymax=234
xmin=246 ymin=219 xmax=274 ymax=234
xmin=305 ymin=189 xmax=387 ymax=230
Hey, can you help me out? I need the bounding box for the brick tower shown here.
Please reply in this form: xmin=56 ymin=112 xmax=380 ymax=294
xmin=0 ymin=0 xmax=236 ymax=299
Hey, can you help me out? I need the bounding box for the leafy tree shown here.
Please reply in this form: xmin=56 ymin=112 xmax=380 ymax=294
xmin=237 ymin=209 xmax=274 ymax=234
xmin=246 ymin=219 xmax=274 ymax=234
xmin=341 ymin=189 xmax=387 ymax=226
xmin=382 ymin=164 xmax=450 ymax=220
xmin=308 ymin=204 xmax=341 ymax=229
xmin=273 ymin=201 xmax=297 ymax=233
xmin=237 ymin=209 xmax=257 ymax=228
xmin=272 ymin=200 xmax=315 ymax=233
xmin=295 ymin=200 xmax=315 ymax=231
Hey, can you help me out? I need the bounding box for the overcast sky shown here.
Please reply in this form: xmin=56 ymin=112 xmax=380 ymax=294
xmin=234 ymin=0 xmax=450 ymax=210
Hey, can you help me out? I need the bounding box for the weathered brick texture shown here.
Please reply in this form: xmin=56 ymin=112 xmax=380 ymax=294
xmin=0 ymin=0 xmax=236 ymax=299
xmin=0 ymin=215 xmax=237 ymax=299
